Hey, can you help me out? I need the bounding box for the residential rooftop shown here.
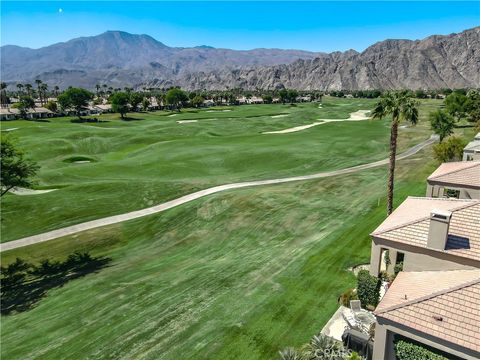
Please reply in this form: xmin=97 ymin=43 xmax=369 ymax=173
xmin=464 ymin=133 xmax=480 ymax=152
xmin=371 ymin=197 xmax=480 ymax=262
xmin=375 ymin=269 xmax=480 ymax=353
xmin=427 ymin=161 xmax=480 ymax=189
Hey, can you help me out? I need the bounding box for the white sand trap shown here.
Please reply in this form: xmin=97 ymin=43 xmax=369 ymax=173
xmin=207 ymin=109 xmax=232 ymax=113
xmin=73 ymin=161 xmax=91 ymax=164
xmin=1 ymin=128 xmax=19 ymax=132
xmin=318 ymin=110 xmax=371 ymax=122
xmin=318 ymin=105 xmax=323 ymax=108
xmin=177 ymin=120 xmax=198 ymax=124
xmin=9 ymin=187 xmax=57 ymax=196
xmin=167 ymin=114 xmax=177 ymax=117
xmin=263 ymin=110 xmax=371 ymax=134
xmin=263 ymin=122 xmax=325 ymax=134
xmin=271 ymin=114 xmax=288 ymax=118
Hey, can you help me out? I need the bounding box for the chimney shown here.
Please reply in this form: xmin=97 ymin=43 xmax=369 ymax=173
xmin=428 ymin=209 xmax=452 ymax=250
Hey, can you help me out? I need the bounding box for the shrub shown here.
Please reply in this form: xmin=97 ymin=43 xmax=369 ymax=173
xmin=394 ymin=338 xmax=449 ymax=360
xmin=356 ymin=270 xmax=380 ymax=308
xmin=433 ymin=136 xmax=466 ymax=162
xmin=339 ymin=288 xmax=358 ymax=307
xmin=394 ymin=262 xmax=404 ymax=275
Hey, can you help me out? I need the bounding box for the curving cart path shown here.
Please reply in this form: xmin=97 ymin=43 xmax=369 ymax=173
xmin=0 ymin=136 xmax=437 ymax=252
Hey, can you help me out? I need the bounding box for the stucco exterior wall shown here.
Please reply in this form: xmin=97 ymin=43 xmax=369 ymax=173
xmin=369 ymin=238 xmax=480 ymax=277
xmin=426 ymin=182 xmax=480 ymax=199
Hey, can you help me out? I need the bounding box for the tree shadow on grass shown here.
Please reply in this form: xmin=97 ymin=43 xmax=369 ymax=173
xmin=122 ymin=116 xmax=144 ymax=121
xmin=70 ymin=118 xmax=109 ymax=123
xmin=1 ymin=252 xmax=111 ymax=315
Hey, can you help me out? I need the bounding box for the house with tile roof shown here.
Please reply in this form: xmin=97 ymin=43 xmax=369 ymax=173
xmin=372 ymin=269 xmax=480 ymax=359
xmin=369 ymin=197 xmax=480 ymax=278
xmin=463 ymin=133 xmax=480 ymax=161
xmin=426 ymin=161 xmax=480 ymax=199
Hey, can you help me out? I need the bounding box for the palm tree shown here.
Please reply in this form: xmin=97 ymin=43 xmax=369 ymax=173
xmin=372 ymin=91 xmax=419 ymax=215
xmin=95 ymin=84 xmax=101 ymax=97
xmin=53 ymin=86 xmax=60 ymax=97
xmin=35 ymin=79 xmax=42 ymax=101
xmin=40 ymin=83 xmax=48 ymax=105
xmin=24 ymin=83 xmax=33 ymax=97
xmin=0 ymin=82 xmax=8 ymax=108
xmin=16 ymin=83 xmax=24 ymax=96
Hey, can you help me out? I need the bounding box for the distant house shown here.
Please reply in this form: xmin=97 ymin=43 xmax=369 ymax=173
xmin=94 ymin=104 xmax=112 ymax=113
xmin=203 ymin=99 xmax=216 ymax=107
xmin=463 ymin=133 xmax=480 ymax=161
xmin=0 ymin=107 xmax=19 ymax=120
xmin=369 ymin=197 xmax=480 ymax=278
xmin=296 ymin=95 xmax=311 ymax=102
xmin=426 ymin=161 xmax=480 ymax=199
xmin=0 ymin=106 xmax=53 ymax=120
xmin=373 ymin=269 xmax=480 ymax=359
xmin=249 ymin=96 xmax=264 ymax=104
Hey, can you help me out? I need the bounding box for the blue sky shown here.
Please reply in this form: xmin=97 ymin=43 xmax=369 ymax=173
xmin=1 ymin=1 xmax=479 ymax=51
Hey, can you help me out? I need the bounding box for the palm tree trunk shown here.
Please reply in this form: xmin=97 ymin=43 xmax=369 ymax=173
xmin=387 ymin=119 xmax=399 ymax=215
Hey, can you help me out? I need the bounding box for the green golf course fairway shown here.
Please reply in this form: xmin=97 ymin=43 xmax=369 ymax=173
xmin=1 ymin=98 xmax=435 ymax=242
xmin=1 ymin=98 xmax=454 ymax=359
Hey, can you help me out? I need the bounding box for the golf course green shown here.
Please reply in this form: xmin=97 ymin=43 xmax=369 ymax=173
xmin=1 ymin=97 xmax=461 ymax=359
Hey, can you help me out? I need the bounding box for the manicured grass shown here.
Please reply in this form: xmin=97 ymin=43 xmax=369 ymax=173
xmin=2 ymin=97 xmax=458 ymax=359
xmin=1 ymin=97 xmax=436 ymax=241
xmin=0 ymin=151 xmax=436 ymax=360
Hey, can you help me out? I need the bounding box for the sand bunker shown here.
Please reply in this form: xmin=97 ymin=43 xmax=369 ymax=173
xmin=177 ymin=120 xmax=198 ymax=124
xmin=1 ymin=128 xmax=19 ymax=132
xmin=271 ymin=114 xmax=289 ymax=118
xmin=263 ymin=110 xmax=371 ymax=134
xmin=73 ymin=161 xmax=91 ymax=164
xmin=318 ymin=110 xmax=371 ymax=122
xmin=206 ymin=109 xmax=231 ymax=113
xmin=167 ymin=114 xmax=177 ymax=117
xmin=9 ymin=187 xmax=57 ymax=196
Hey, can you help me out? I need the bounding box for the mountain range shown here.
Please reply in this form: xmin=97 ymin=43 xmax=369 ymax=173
xmin=1 ymin=27 xmax=479 ymax=90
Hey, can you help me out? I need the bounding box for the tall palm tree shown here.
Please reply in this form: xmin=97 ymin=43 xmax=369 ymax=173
xmin=39 ymin=83 xmax=48 ymax=105
xmin=16 ymin=83 xmax=24 ymax=96
xmin=35 ymin=79 xmax=42 ymax=101
xmin=24 ymin=83 xmax=33 ymax=97
xmin=53 ymin=86 xmax=60 ymax=97
xmin=372 ymin=91 xmax=419 ymax=215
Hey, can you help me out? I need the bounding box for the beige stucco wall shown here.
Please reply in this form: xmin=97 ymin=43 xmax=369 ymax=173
xmin=426 ymin=182 xmax=480 ymax=199
xmin=373 ymin=318 xmax=480 ymax=360
xmin=463 ymin=150 xmax=480 ymax=161
xmin=369 ymin=238 xmax=480 ymax=277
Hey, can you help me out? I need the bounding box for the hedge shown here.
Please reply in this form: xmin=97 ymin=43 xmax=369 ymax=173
xmin=394 ymin=338 xmax=449 ymax=360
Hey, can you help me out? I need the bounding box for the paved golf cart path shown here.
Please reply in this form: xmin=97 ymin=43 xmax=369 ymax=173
xmin=0 ymin=136 xmax=437 ymax=252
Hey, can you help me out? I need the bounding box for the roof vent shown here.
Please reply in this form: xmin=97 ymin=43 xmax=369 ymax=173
xmin=428 ymin=209 xmax=452 ymax=250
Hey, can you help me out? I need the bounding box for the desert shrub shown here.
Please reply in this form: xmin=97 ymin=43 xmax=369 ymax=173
xmin=279 ymin=347 xmax=302 ymax=360
xmin=433 ymin=136 xmax=466 ymax=162
xmin=356 ymin=270 xmax=381 ymax=308
xmin=394 ymin=338 xmax=449 ymax=360
xmin=339 ymin=288 xmax=358 ymax=307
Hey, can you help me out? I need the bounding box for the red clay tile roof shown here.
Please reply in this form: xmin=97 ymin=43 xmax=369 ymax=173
xmin=375 ymin=270 xmax=480 ymax=352
xmin=371 ymin=197 xmax=480 ymax=262
xmin=427 ymin=161 xmax=480 ymax=189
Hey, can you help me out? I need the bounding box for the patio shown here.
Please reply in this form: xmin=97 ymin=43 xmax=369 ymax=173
xmin=321 ymin=301 xmax=376 ymax=341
